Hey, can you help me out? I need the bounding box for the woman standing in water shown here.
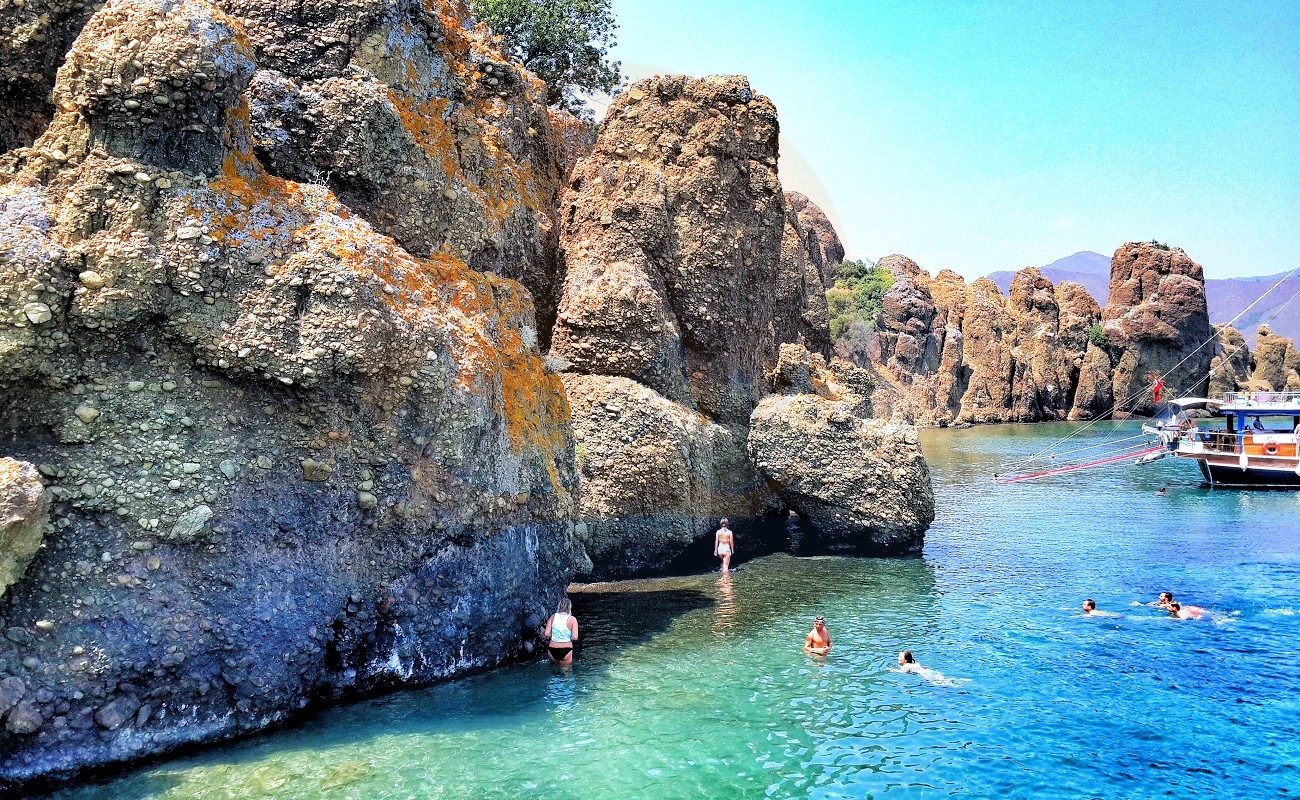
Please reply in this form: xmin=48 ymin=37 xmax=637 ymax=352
xmin=544 ymin=596 xmax=579 ymax=664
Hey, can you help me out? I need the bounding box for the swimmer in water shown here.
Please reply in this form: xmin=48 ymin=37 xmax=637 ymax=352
xmin=1157 ymin=487 xmax=1167 ymax=496
xmin=1168 ymin=601 xmax=1205 ymax=620
xmin=1082 ymin=599 xmax=1121 ymax=617
xmin=1156 ymin=592 xmax=1175 ymax=610
xmin=804 ymin=615 xmax=832 ymax=655
xmin=714 ymin=518 xmax=735 ymax=573
xmin=895 ymin=651 xmax=961 ymax=687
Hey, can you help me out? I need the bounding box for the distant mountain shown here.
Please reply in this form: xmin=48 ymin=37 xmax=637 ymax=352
xmin=988 ymin=251 xmax=1110 ymax=306
xmin=988 ymin=253 xmax=1300 ymax=346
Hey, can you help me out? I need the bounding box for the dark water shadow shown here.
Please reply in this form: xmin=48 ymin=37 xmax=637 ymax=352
xmin=37 ymin=588 xmax=715 ymax=800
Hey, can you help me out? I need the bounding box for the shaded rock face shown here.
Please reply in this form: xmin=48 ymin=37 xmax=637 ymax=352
xmin=749 ymin=344 xmax=932 ymax=554
xmin=0 ymin=460 xmax=48 ymax=600
xmin=1071 ymin=243 xmax=1213 ymax=419
xmin=785 ymin=191 xmax=844 ymax=287
xmin=550 ymin=75 xmax=821 ymax=424
xmin=553 ymin=77 xmax=927 ymax=579
xmin=1208 ymin=325 xmax=1250 ymax=397
xmin=561 ymin=373 xmax=768 ymax=580
xmin=0 ymin=0 xmax=584 ymax=786
xmin=862 ymin=258 xmax=1099 ymax=425
xmin=0 ymin=0 xmax=98 ymax=153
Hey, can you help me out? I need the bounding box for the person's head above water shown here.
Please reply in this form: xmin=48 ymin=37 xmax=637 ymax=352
xmin=556 ymin=596 xmax=571 ymax=615
xmin=1169 ymin=602 xmax=1181 ymax=612
xmin=720 ymin=518 xmax=729 ymax=527
xmin=813 ymin=615 xmax=825 ymax=628
xmin=1083 ymin=599 xmax=1096 ymax=612
xmin=899 ymin=650 xmax=914 ymax=665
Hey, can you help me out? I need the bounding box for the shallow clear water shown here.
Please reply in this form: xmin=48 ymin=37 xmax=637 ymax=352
xmin=54 ymin=423 xmax=1300 ymax=799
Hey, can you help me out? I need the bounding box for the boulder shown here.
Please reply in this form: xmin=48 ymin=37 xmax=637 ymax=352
xmin=748 ymin=348 xmax=933 ymax=554
xmin=0 ymin=459 xmax=47 ymax=599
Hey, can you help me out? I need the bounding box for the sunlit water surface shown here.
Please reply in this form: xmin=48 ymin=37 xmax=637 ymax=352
xmin=53 ymin=423 xmax=1300 ymax=798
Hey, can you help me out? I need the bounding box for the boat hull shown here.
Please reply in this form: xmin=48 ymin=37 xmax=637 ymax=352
xmin=1196 ymin=458 xmax=1300 ymax=489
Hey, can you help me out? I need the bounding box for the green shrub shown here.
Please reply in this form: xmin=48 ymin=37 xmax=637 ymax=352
xmin=826 ymin=259 xmax=892 ymax=345
xmin=1088 ymin=323 xmax=1107 ymax=348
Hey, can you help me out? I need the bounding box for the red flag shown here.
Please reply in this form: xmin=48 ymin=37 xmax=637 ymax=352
xmin=1150 ymin=373 xmax=1164 ymax=404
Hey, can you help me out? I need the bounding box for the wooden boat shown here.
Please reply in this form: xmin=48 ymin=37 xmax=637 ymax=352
xmin=1144 ymin=392 xmax=1300 ymax=488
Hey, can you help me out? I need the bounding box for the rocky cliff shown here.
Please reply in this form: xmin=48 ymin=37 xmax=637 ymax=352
xmin=0 ymin=0 xmax=590 ymax=786
xmin=551 ymin=76 xmax=932 ymax=579
xmin=862 ymin=243 xmax=1215 ymax=425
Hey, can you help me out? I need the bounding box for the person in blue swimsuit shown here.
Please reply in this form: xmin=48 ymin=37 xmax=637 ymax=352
xmin=544 ymin=597 xmax=579 ymax=664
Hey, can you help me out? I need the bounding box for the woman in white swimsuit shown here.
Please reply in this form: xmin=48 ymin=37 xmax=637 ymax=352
xmin=714 ymin=518 xmax=735 ymax=573
xmin=544 ymin=596 xmax=579 ymax=664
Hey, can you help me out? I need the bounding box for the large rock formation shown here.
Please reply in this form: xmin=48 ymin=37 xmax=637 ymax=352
xmin=0 ymin=0 xmax=586 ymax=786
xmin=551 ymin=77 xmax=931 ymax=579
xmin=1070 ymin=243 xmax=1213 ymax=419
xmin=785 ymin=190 xmax=844 ymax=287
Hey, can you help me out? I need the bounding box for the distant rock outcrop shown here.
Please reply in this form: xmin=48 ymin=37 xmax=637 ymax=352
xmin=1070 ymin=243 xmax=1213 ymax=419
xmin=1247 ymin=325 xmax=1300 ymax=392
xmin=1207 ymin=325 xmax=1250 ymax=397
xmin=862 ymin=258 xmax=1100 ymax=425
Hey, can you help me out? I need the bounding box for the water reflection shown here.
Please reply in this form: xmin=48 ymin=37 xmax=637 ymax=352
xmin=713 ymin=573 xmax=737 ymax=637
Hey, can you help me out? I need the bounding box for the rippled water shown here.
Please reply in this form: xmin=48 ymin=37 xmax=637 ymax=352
xmin=53 ymin=423 xmax=1300 ymax=798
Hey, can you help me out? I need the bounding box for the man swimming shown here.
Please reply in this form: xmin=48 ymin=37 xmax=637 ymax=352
xmin=1082 ymin=599 xmax=1120 ymax=617
xmin=1168 ymin=601 xmax=1205 ymax=620
xmin=804 ymin=615 xmax=831 ymax=655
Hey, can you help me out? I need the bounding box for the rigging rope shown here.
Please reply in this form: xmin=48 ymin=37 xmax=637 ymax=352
xmin=997 ymin=445 xmax=1168 ymax=483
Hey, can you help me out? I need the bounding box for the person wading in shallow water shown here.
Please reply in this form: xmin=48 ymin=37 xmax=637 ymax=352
xmin=544 ymin=596 xmax=579 ymax=665
xmin=804 ymin=615 xmax=832 ymax=655
xmin=714 ymin=518 xmax=735 ymax=573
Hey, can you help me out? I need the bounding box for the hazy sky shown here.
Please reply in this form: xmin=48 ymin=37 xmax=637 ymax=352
xmin=609 ymin=0 xmax=1299 ymax=280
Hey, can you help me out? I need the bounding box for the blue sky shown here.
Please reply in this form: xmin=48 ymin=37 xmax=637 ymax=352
xmin=608 ymin=0 xmax=1299 ymax=280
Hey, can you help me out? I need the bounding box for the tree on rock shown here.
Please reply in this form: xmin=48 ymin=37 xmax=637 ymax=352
xmin=472 ymin=0 xmax=625 ymax=116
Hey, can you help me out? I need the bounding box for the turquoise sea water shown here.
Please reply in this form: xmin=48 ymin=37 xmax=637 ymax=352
xmin=52 ymin=423 xmax=1300 ymax=799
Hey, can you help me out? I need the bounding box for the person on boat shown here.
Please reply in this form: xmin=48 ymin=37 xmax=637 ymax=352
xmin=714 ymin=518 xmax=735 ymax=573
xmin=544 ymin=596 xmax=579 ymax=664
xmin=804 ymin=615 xmax=832 ymax=655
xmin=1252 ymin=416 xmax=1267 ymax=432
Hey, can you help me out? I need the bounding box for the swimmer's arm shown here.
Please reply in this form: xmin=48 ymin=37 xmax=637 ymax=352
xmin=568 ymin=617 xmax=579 ymax=642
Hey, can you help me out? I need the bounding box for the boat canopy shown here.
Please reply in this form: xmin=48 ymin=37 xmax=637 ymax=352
xmin=1167 ymin=397 xmax=1223 ymax=409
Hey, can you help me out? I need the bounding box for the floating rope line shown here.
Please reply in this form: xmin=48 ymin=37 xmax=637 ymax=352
xmin=999 ymin=262 xmax=1300 ymax=478
xmin=997 ymin=444 xmax=1166 ymax=483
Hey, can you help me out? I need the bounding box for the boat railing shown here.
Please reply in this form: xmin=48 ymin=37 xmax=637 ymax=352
xmin=1175 ymin=428 xmax=1300 ymax=455
xmin=1219 ymin=391 xmax=1300 ymax=406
